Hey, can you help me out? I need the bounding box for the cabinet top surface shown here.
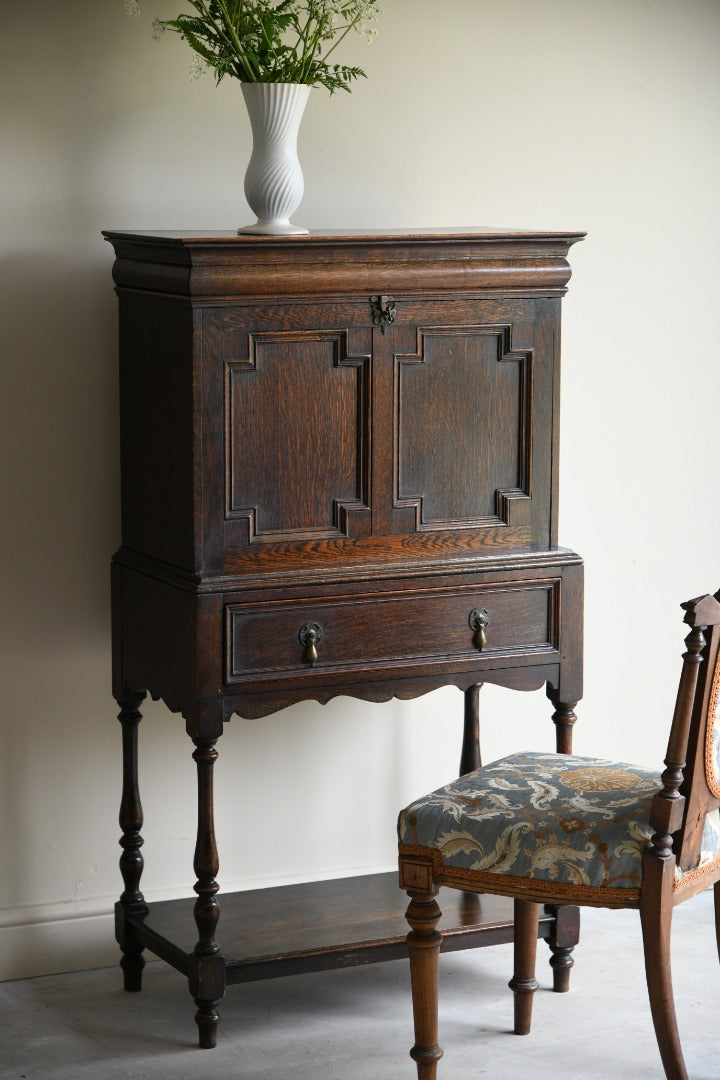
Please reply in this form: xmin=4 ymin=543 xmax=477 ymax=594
xmin=103 ymin=226 xmax=585 ymax=246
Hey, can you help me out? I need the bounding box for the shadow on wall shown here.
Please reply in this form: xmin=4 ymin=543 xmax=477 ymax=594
xmin=0 ymin=247 xmax=121 ymax=904
xmin=0 ymin=250 xmax=119 ymax=650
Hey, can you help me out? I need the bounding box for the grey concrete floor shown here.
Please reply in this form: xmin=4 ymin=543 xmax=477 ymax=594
xmin=1 ymin=890 xmax=718 ymax=1080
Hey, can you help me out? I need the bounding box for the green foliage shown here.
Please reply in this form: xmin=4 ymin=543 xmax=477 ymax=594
xmin=128 ymin=0 xmax=381 ymax=93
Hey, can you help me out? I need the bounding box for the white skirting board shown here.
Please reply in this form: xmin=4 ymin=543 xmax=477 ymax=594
xmin=0 ymin=900 xmax=118 ymax=982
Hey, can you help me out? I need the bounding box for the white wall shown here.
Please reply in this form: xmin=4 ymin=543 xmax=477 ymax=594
xmin=2 ymin=0 xmax=719 ymax=981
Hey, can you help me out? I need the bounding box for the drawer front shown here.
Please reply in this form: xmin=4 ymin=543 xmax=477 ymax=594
xmin=226 ymin=581 xmax=559 ymax=684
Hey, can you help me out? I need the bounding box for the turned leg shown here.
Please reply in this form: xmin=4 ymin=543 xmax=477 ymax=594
xmin=406 ymin=888 xmax=444 ymax=1080
xmin=460 ymin=684 xmax=482 ymax=776
xmin=116 ymin=690 xmax=148 ymax=992
xmin=548 ymin=693 xmax=578 ymax=755
xmin=509 ymin=899 xmax=540 ymax=1035
xmin=545 ymin=903 xmax=580 ymax=992
xmin=190 ymin=739 xmax=226 ymax=1049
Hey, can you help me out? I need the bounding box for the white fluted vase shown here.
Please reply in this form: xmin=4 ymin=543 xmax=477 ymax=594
xmin=239 ymin=82 xmax=310 ymax=235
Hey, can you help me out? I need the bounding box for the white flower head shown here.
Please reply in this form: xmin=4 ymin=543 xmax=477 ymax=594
xmin=124 ymin=0 xmax=141 ymax=15
xmin=189 ymin=54 xmax=210 ymax=81
xmin=351 ymin=0 xmax=382 ymax=42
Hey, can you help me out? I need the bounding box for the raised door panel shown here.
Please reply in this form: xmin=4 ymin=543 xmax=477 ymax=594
xmin=389 ymin=299 xmax=556 ymax=549
xmin=201 ymin=305 xmax=372 ymax=568
xmin=226 ymin=331 xmax=370 ymax=541
xmin=396 ymin=324 xmax=531 ymax=527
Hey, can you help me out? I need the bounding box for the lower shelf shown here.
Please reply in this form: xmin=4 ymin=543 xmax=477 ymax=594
xmin=128 ymin=870 xmax=555 ymax=984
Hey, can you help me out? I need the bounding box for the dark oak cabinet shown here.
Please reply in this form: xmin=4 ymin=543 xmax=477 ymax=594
xmin=104 ymin=227 xmax=585 ymax=1047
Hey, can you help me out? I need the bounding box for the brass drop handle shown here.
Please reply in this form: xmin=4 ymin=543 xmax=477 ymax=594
xmin=299 ymin=622 xmax=323 ymax=666
xmin=468 ymin=608 xmax=490 ymax=652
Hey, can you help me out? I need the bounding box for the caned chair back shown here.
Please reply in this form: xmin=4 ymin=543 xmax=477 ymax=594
xmin=649 ymin=591 xmax=720 ymax=874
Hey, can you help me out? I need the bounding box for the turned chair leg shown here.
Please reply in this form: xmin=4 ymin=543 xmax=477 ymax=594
xmin=640 ymin=881 xmax=688 ymax=1080
xmin=509 ymin=898 xmax=540 ymax=1035
xmin=405 ymin=888 xmax=444 ymax=1079
xmin=545 ymin=904 xmax=580 ymax=992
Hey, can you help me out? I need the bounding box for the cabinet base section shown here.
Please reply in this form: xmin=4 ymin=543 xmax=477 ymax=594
xmin=124 ymin=871 xmax=556 ymax=984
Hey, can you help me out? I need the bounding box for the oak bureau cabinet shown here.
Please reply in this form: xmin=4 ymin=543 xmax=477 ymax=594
xmin=103 ymin=228 xmax=585 ymax=1049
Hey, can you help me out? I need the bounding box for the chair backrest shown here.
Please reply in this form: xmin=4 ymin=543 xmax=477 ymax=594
xmin=647 ymin=591 xmax=720 ymax=872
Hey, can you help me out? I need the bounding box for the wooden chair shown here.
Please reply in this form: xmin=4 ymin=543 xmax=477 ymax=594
xmin=398 ymin=592 xmax=720 ymax=1080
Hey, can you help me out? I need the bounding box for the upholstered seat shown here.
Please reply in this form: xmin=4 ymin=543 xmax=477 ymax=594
xmin=398 ymin=592 xmax=720 ymax=1080
xmin=400 ymin=752 xmax=659 ymax=899
xmin=399 ymin=752 xmax=720 ymax=905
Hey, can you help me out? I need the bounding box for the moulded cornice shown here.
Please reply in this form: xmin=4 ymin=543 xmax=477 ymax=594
xmin=103 ymin=227 xmax=585 ymax=300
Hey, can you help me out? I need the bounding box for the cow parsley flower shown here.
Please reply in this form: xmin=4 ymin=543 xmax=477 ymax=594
xmin=125 ymin=1 xmax=382 ymax=93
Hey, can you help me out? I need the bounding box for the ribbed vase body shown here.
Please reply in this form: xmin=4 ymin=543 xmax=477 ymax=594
xmin=240 ymin=82 xmax=310 ymax=235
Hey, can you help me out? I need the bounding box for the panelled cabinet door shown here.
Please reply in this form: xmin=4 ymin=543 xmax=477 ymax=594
xmin=388 ymin=297 xmax=557 ymax=550
xmin=201 ymin=302 xmax=374 ymax=565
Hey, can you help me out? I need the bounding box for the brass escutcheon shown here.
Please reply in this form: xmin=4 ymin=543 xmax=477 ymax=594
xmin=370 ymin=294 xmax=397 ymax=334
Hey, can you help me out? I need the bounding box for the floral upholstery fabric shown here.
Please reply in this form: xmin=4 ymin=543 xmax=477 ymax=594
xmin=398 ymin=752 xmax=720 ymax=893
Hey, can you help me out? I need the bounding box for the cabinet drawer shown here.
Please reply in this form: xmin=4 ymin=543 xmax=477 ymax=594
xmin=226 ymin=581 xmax=559 ymax=683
